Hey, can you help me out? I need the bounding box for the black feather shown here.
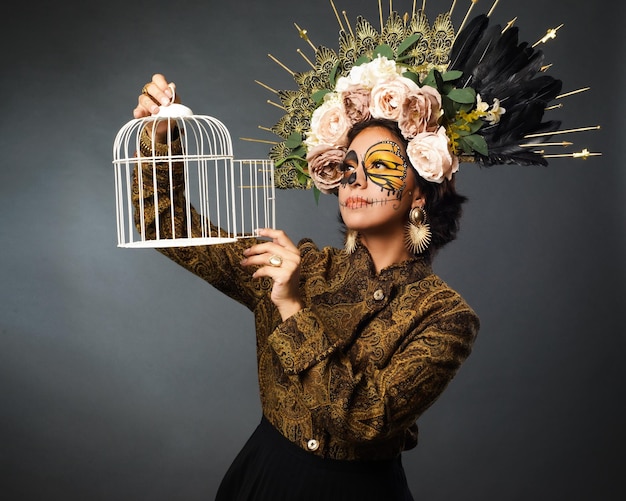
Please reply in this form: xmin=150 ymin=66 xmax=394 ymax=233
xmin=450 ymin=14 xmax=563 ymax=166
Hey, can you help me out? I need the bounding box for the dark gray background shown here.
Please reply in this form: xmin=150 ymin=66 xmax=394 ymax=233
xmin=2 ymin=0 xmax=623 ymax=499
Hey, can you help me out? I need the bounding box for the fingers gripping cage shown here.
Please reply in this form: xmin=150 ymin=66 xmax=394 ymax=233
xmin=112 ymin=105 xmax=276 ymax=248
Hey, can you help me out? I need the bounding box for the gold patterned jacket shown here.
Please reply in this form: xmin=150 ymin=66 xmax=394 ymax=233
xmin=133 ymin=135 xmax=479 ymax=461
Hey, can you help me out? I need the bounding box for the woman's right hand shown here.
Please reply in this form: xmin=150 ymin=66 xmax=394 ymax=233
xmin=133 ymin=73 xmax=181 ymax=119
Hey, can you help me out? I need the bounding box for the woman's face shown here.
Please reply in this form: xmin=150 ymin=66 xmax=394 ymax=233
xmin=338 ymin=126 xmax=420 ymax=234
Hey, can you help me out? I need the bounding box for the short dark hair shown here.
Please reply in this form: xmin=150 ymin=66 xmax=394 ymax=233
xmin=345 ymin=119 xmax=467 ymax=261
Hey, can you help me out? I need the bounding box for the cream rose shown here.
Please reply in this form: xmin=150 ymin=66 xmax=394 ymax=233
xmin=406 ymin=127 xmax=459 ymax=183
xmin=305 ymin=93 xmax=351 ymax=150
xmin=306 ymin=144 xmax=347 ymax=194
xmin=369 ymin=76 xmax=419 ymax=122
xmin=398 ymin=85 xmax=443 ymax=139
xmin=336 ymin=56 xmax=401 ymax=91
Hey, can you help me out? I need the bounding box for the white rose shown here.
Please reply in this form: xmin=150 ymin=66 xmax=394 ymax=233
xmin=305 ymin=93 xmax=351 ymax=149
xmin=406 ymin=127 xmax=459 ymax=183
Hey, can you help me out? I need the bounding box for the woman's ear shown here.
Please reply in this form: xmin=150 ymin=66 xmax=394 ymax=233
xmin=411 ymin=193 xmax=426 ymax=210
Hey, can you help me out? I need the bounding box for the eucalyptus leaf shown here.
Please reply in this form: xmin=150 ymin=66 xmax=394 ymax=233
xmin=447 ymin=87 xmax=476 ymax=104
xmin=402 ymin=71 xmax=420 ymax=85
xmin=355 ymin=54 xmax=372 ymax=66
xmin=441 ymin=70 xmax=463 ymax=82
xmin=397 ymin=33 xmax=422 ymax=56
xmin=275 ymin=153 xmax=306 ymax=168
xmin=285 ymin=132 xmax=303 ymax=149
xmin=312 ymin=89 xmax=330 ymax=105
xmin=313 ymin=186 xmax=321 ymax=204
xmin=461 ymin=134 xmax=488 ymax=155
xmin=373 ymin=44 xmax=394 ymax=60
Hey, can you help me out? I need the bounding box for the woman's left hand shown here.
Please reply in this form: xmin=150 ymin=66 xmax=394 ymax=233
xmin=241 ymin=228 xmax=304 ymax=320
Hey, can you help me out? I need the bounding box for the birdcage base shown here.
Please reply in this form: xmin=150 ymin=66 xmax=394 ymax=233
xmin=118 ymin=237 xmax=239 ymax=249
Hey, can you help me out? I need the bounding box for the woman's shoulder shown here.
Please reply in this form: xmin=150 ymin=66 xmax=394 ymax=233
xmin=297 ymin=238 xmax=343 ymax=261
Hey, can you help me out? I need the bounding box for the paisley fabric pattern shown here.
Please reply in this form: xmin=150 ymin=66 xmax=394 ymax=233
xmin=132 ymin=138 xmax=479 ymax=461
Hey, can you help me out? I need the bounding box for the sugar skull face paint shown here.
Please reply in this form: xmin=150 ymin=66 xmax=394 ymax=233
xmin=340 ymin=140 xmax=409 ymax=198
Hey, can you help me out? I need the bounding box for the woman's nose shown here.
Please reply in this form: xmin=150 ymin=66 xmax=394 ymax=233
xmin=350 ymin=164 xmax=367 ymax=187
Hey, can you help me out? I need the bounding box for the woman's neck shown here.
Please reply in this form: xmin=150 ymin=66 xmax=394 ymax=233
xmin=359 ymin=232 xmax=412 ymax=273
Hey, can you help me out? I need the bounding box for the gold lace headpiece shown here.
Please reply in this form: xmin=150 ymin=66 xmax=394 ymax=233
xmin=247 ymin=0 xmax=600 ymax=193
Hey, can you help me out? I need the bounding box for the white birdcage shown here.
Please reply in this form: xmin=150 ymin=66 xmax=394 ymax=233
xmin=112 ymin=102 xmax=275 ymax=248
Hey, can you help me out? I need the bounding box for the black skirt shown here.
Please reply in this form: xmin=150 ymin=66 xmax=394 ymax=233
xmin=215 ymin=416 xmax=415 ymax=501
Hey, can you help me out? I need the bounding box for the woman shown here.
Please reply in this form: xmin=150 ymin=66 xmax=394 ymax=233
xmin=132 ymin=72 xmax=479 ymax=500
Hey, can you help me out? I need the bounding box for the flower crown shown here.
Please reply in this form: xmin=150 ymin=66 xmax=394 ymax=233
xmin=251 ymin=1 xmax=600 ymax=194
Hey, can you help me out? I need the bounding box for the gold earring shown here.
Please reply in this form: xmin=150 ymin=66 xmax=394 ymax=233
xmin=405 ymin=207 xmax=432 ymax=254
xmin=344 ymin=229 xmax=358 ymax=254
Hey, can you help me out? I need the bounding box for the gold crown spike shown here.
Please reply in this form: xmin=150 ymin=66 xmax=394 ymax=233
xmin=294 ymin=23 xmax=316 ymax=51
xmin=297 ymin=49 xmax=316 ymax=70
xmin=556 ymin=87 xmax=591 ymax=99
xmin=487 ymin=0 xmax=501 ymax=17
xmin=255 ymin=80 xmax=278 ymax=94
xmin=449 ymin=0 xmax=458 ymax=16
xmin=525 ymin=126 xmax=601 ymax=138
xmin=240 ymin=137 xmax=280 ymax=145
xmin=532 ymin=24 xmax=564 ymax=47
xmin=267 ymin=54 xmax=295 ymax=76
xmin=545 ymin=103 xmax=563 ymax=111
xmin=457 ymin=0 xmax=481 ymax=36
xmin=330 ymin=0 xmax=345 ymax=31
xmin=544 ymin=149 xmax=602 ymax=160
xmin=519 ymin=141 xmax=573 ymax=148
xmin=266 ymin=100 xmax=286 ymax=111
xmin=502 ymin=17 xmax=517 ymax=33
xmin=341 ymin=11 xmax=355 ymax=37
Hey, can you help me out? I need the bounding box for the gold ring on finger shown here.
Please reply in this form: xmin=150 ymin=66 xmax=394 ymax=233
xmin=268 ymin=255 xmax=283 ymax=267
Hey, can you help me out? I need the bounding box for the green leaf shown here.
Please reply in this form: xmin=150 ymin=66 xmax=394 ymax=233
xmin=285 ymin=132 xmax=303 ymax=149
xmin=297 ymin=171 xmax=310 ymax=185
xmin=313 ymin=186 xmax=321 ymax=204
xmin=461 ymin=134 xmax=488 ymax=156
xmin=312 ymin=89 xmax=330 ymax=105
xmin=373 ymin=44 xmax=394 ymax=60
xmin=441 ymin=70 xmax=463 ymax=82
xmin=396 ymin=33 xmax=422 ymax=57
xmin=453 ymin=118 xmax=484 ymax=135
xmin=402 ymin=71 xmax=420 ymax=85
xmin=447 ymin=87 xmax=476 ymax=104
xmin=275 ymin=153 xmax=306 ymax=168
xmin=354 ymin=54 xmax=372 ymax=66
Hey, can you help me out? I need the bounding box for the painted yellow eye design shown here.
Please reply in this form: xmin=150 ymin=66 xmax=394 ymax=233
xmin=362 ymin=141 xmax=408 ymax=195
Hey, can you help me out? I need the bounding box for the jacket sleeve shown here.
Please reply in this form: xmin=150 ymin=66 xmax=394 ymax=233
xmin=131 ymin=127 xmax=271 ymax=310
xmin=267 ymin=280 xmax=479 ymax=444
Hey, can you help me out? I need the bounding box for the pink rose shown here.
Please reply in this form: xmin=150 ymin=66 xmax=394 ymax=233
xmin=406 ymin=127 xmax=459 ymax=183
xmin=369 ymin=77 xmax=419 ymax=122
xmin=306 ymin=144 xmax=347 ymax=194
xmin=399 ymin=85 xmax=443 ymax=139
xmin=341 ymin=85 xmax=371 ymax=125
xmin=306 ymin=94 xmax=351 ymax=149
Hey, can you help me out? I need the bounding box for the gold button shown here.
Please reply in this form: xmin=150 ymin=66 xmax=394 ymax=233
xmin=307 ymin=439 xmax=319 ymax=451
xmin=373 ymin=289 xmax=385 ymax=301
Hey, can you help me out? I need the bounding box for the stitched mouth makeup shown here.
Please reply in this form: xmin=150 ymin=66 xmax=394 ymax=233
xmin=340 ymin=197 xmax=399 ymax=209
